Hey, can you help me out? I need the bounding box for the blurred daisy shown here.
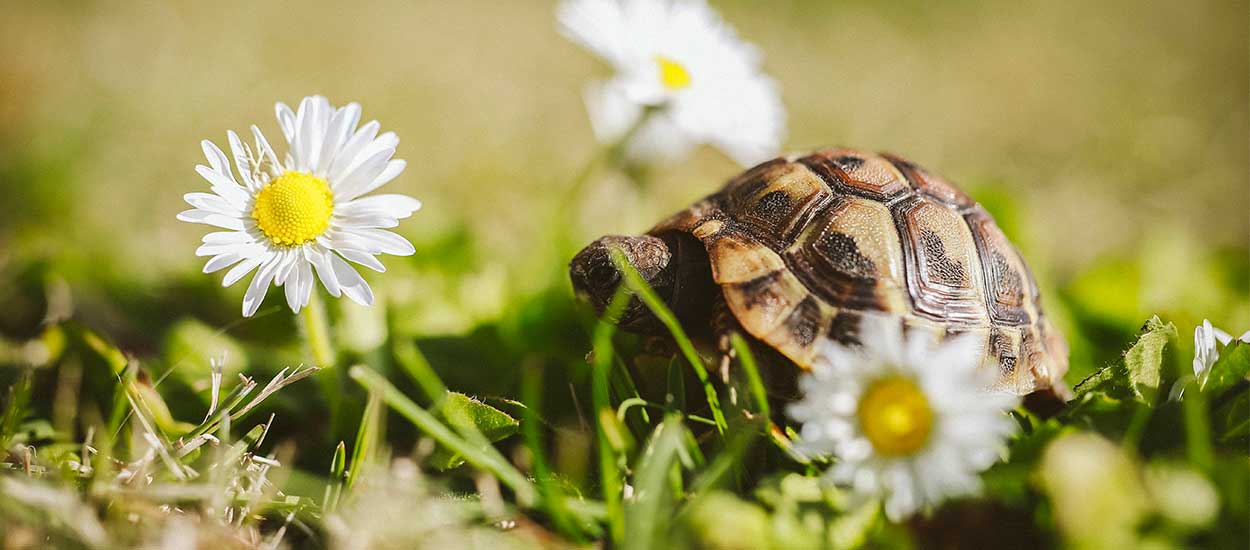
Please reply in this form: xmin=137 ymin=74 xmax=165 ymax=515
xmin=1192 ymin=319 xmax=1249 ymax=383
xmin=178 ymin=96 xmax=420 ymax=317
xmin=787 ymin=316 xmax=1019 ymax=521
xmin=557 ymin=0 xmax=785 ymax=166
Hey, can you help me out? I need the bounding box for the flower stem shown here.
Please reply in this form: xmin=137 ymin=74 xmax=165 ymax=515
xmin=561 ymin=104 xmax=660 ymax=209
xmin=300 ymin=291 xmax=336 ymax=369
xmin=300 ymin=291 xmax=341 ymax=433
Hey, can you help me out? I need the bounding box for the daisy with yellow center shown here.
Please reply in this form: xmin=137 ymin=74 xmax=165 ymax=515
xmin=557 ymin=0 xmax=785 ymax=166
xmin=178 ymin=95 xmax=421 ymax=317
xmin=787 ymin=315 xmax=1020 ymax=521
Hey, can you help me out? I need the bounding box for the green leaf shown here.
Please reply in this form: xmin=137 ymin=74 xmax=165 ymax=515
xmin=1204 ymin=341 xmax=1250 ymax=395
xmin=1074 ymin=316 xmax=1177 ymax=404
xmin=441 ymin=392 xmax=518 ymax=442
xmin=1214 ymin=390 xmax=1249 ymax=446
xmin=1122 ymin=316 xmax=1176 ymax=401
xmin=348 ymin=366 xmax=533 ymax=502
xmin=428 ymin=392 xmax=519 ymax=470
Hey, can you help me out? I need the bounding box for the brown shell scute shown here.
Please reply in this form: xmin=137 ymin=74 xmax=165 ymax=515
xmin=892 ymin=195 xmax=989 ymax=325
xmin=884 ymin=153 xmax=976 ymax=209
xmin=650 ymin=148 xmax=1068 ymax=394
xmin=783 ymin=196 xmax=908 ymax=313
xmin=965 ymin=207 xmax=1035 ymax=326
xmin=801 ymin=148 xmax=911 ymax=202
xmin=724 ymin=161 xmax=831 ymax=248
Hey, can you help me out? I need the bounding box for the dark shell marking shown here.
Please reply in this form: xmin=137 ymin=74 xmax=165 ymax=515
xmin=648 ymin=148 xmax=1068 ymax=394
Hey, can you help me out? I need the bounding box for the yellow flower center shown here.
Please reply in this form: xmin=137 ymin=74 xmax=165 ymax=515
xmin=857 ymin=376 xmax=934 ymax=456
xmin=251 ymin=171 xmax=334 ymax=246
xmin=655 ymin=55 xmax=692 ymax=90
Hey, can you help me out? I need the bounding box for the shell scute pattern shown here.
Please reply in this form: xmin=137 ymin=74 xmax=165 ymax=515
xmin=723 ymin=266 xmax=810 ymax=337
xmin=891 ymin=195 xmax=989 ymax=324
xmin=884 ymin=152 xmax=976 ymax=209
xmin=726 ymin=161 xmax=831 ymax=248
xmin=965 ymin=207 xmax=1034 ymax=326
xmin=800 ymin=148 xmax=910 ymax=202
xmin=648 ymin=148 xmax=1067 ymax=394
xmin=784 ymin=196 xmax=908 ymax=313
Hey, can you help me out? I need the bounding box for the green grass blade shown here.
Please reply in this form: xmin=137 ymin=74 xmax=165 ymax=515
xmin=690 ymin=420 xmax=762 ymax=495
xmin=348 ymin=365 xmax=535 ymax=504
xmin=0 ymin=368 xmax=33 ymax=449
xmin=730 ymin=333 xmax=770 ymax=421
xmin=345 ymin=389 xmax=383 ymax=491
xmin=392 ymin=338 xmax=447 ymax=408
xmin=522 ymin=363 xmax=582 ymax=540
xmin=624 ymin=414 xmax=688 ymax=550
xmin=609 ymin=356 xmax=650 ymax=425
xmin=609 ymin=248 xmax=727 ymax=434
xmin=592 ymin=286 xmax=632 ymax=544
xmin=325 ymin=441 xmax=346 ymax=511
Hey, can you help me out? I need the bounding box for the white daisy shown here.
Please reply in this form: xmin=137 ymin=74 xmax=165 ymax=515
xmin=786 ymin=316 xmax=1020 ymax=521
xmin=1192 ymin=319 xmax=1249 ymax=383
xmin=557 ymin=0 xmax=785 ymax=166
xmin=178 ymin=95 xmax=421 ymax=317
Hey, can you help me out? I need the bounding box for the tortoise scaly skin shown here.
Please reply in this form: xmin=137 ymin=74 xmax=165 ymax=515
xmin=571 ymin=148 xmax=1069 ymax=396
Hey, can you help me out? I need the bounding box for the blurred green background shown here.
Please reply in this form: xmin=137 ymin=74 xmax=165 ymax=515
xmin=0 ymin=4 xmax=1246 ymax=547
xmin=0 ymin=0 xmax=1246 ymax=423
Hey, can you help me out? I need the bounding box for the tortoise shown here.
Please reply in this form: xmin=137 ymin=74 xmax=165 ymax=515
xmin=569 ymin=147 xmax=1068 ymax=397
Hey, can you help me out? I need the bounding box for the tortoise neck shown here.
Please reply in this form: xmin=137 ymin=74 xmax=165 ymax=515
xmin=659 ymin=231 xmax=718 ymax=336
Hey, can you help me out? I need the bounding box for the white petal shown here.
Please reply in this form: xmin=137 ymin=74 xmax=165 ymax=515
xmin=242 ymin=256 xmax=282 ymax=317
xmin=222 ymin=253 xmax=268 ymax=287
xmin=202 ymin=231 xmax=255 ymax=245
xmin=275 ymin=102 xmax=297 ymax=142
xmin=195 ymin=242 xmax=260 ymax=257
xmin=251 ymin=125 xmax=282 ymax=183
xmin=343 ymin=228 xmax=415 ymax=256
xmin=327 ymin=120 xmax=381 ymax=181
xmin=297 ymin=260 xmax=314 ymax=309
xmin=292 ymin=96 xmax=320 ymax=171
xmin=201 ymin=140 xmax=232 ymax=175
xmin=273 ymin=249 xmax=300 ymax=286
xmin=335 ymin=159 xmax=407 ymax=202
xmin=194 ymin=165 xmax=251 ymax=207
xmin=333 ymin=215 xmax=399 ymax=229
xmin=336 ymin=193 xmax=421 ymax=219
xmin=335 ymin=248 xmax=387 ymax=272
xmin=316 ymin=102 xmax=361 ymax=176
xmin=329 ymin=253 xmax=373 ymax=306
xmin=284 ymin=258 xmax=306 ymax=313
xmin=227 ymin=130 xmax=256 ymax=190
xmin=202 ymin=252 xmax=246 ymax=274
xmin=556 ymin=0 xmax=628 ymax=66
xmin=332 ymin=148 xmax=393 ymax=198
xmin=582 ymin=80 xmax=644 ymax=145
xmin=307 ymin=247 xmax=342 ymax=298
xmin=1213 ymin=326 xmax=1234 ymax=346
xmin=183 ymin=192 xmax=245 ymax=217
xmin=321 ymin=231 xmax=381 ymax=254
xmin=177 ymin=209 xmax=245 ymax=231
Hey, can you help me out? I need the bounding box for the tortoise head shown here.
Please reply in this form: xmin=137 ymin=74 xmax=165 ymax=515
xmin=569 ymin=235 xmax=674 ymax=330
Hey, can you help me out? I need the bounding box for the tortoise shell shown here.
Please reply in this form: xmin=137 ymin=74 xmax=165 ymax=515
xmin=649 ymin=148 xmax=1068 ymax=395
